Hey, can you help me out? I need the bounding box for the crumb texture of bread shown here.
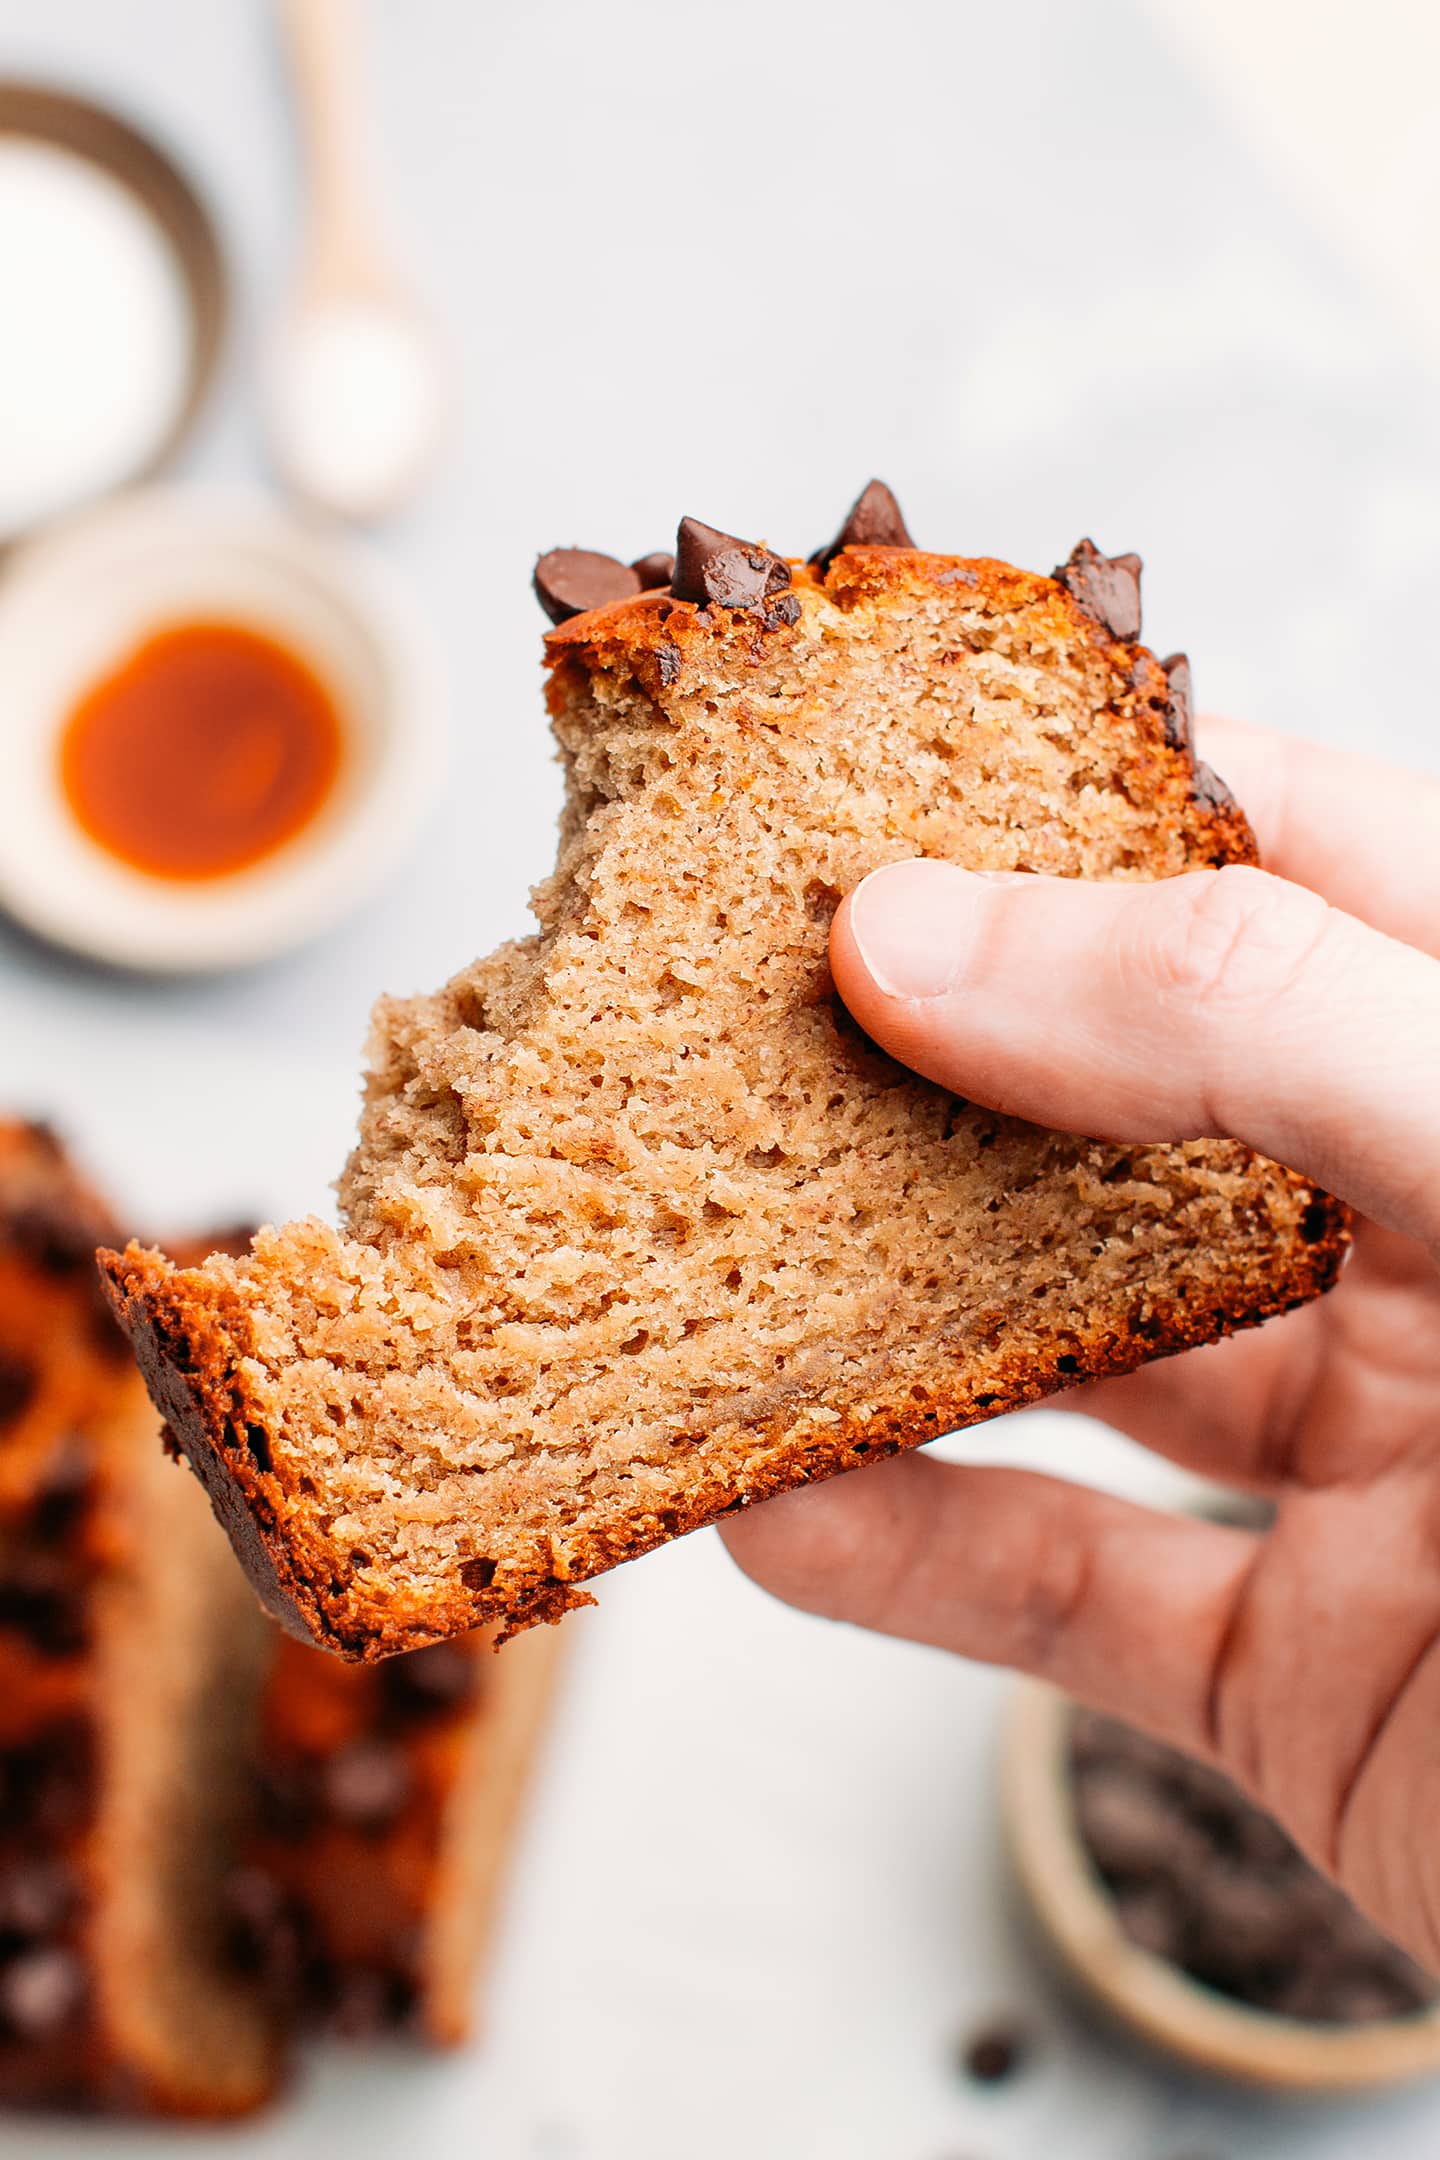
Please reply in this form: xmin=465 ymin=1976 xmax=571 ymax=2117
xmin=99 ymin=542 xmax=1348 ymax=1657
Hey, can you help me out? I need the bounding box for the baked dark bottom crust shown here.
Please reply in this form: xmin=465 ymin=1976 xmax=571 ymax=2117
xmin=99 ymin=1192 xmax=1346 ymax=1660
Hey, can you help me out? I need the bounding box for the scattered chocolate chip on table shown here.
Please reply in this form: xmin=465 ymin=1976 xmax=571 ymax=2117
xmin=959 ymin=2016 xmax=1031 ymax=2084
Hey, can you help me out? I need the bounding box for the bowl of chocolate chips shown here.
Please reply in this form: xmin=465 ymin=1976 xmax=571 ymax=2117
xmin=1003 ymin=1680 xmax=1440 ymax=2092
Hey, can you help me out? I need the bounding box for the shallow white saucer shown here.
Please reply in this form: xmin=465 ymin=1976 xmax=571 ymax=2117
xmin=0 ymin=488 xmax=443 ymax=972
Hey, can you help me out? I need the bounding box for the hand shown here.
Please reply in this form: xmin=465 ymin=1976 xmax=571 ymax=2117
xmin=720 ymin=717 xmax=1440 ymax=1967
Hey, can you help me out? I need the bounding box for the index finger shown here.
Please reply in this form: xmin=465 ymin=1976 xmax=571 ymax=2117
xmin=1200 ymin=717 xmax=1440 ymax=961
xmin=832 ymin=859 xmax=1440 ymax=1248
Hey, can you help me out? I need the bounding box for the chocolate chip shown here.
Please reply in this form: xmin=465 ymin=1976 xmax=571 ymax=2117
xmin=1054 ymin=537 xmax=1143 ymax=641
xmin=322 ymin=1741 xmax=412 ymax=1831
xmin=761 ymin=591 xmax=802 ymax=630
xmin=255 ymin=1761 xmax=319 ymax=1842
xmin=380 ymin=1641 xmax=479 ymax=1719
xmin=0 ymin=1944 xmax=86 ymax=2035
xmin=1074 ymin=1765 xmax=1205 ymax=1883
xmin=24 ymin=1724 xmax=95 ymax=1838
xmin=1162 ymin=652 xmax=1193 ymax=752
xmin=222 ymin=1866 xmax=302 ymax=1988
xmin=323 ymin=1964 xmax=419 ymax=2038
xmin=631 ymin=551 xmax=675 ymax=590
xmin=1070 ymin=1706 xmax=1185 ymax=1786
xmin=7 ymin=1199 xmax=111 ymax=1278
xmin=0 ymin=1353 xmax=37 ymax=1428
xmin=0 ymin=1560 xmax=88 ymax=1658
xmin=224 ymin=1863 xmax=286 ymax=1939
xmin=672 ymin=517 xmax=791 ymax=610
xmin=28 ymin=1444 xmax=91 ymax=1547
xmin=0 ymin=1860 xmax=77 ymax=1943
xmin=1228 ymin=1795 xmax=1293 ymax=1865
xmin=1191 ymin=760 xmax=1237 ymax=812
xmin=1112 ymin=1881 xmax=1187 ymax=1961
xmin=533 ymin=548 xmax=642 ymax=626
xmin=810 ymin=478 xmax=915 ymax=572
xmin=1325 ymin=1975 xmax=1421 ymax=2024
xmin=656 ymin=642 xmax=682 ymax=687
xmin=959 ymin=2018 xmax=1029 ymax=2084
xmin=1190 ymin=1868 xmax=1310 ymax=1982
xmin=326 ymin=1966 xmax=392 ymax=2037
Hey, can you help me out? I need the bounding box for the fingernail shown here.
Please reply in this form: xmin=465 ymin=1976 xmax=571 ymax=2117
xmin=847 ymin=859 xmax=981 ymax=1000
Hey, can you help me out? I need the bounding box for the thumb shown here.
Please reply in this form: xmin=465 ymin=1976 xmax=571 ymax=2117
xmin=831 ymin=860 xmax=1440 ymax=1249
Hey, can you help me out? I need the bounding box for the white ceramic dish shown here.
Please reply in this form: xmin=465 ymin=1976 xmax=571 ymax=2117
xmin=0 ymin=81 xmax=227 ymax=546
xmin=1003 ymin=1678 xmax=1440 ymax=2095
xmin=0 ymin=488 xmax=442 ymax=972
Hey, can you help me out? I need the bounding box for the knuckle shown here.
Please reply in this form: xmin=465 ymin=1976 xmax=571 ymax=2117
xmin=1005 ymin=1513 xmax=1092 ymax=1674
xmin=723 ymin=1476 xmax=884 ymax=1617
xmin=1147 ymin=866 xmax=1334 ymax=1019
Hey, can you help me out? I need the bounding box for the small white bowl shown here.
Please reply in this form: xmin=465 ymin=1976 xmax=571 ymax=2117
xmin=1003 ymin=1680 xmax=1440 ymax=2093
xmin=0 ymin=488 xmax=442 ymax=972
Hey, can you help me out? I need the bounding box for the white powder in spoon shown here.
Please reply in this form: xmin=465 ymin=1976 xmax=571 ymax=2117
xmin=0 ymin=139 xmax=192 ymax=541
xmin=269 ymin=300 xmax=440 ymax=521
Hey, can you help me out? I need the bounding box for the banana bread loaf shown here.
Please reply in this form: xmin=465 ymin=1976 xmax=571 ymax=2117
xmin=225 ymin=1621 xmax=562 ymax=2044
xmin=0 ymin=1122 xmax=278 ymax=2116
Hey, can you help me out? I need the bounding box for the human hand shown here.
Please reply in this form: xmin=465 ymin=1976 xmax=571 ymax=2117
xmin=720 ymin=717 xmax=1440 ymax=1967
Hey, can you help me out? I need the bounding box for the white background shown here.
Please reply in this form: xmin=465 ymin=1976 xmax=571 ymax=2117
xmin=1 ymin=2 xmax=1439 ymax=2154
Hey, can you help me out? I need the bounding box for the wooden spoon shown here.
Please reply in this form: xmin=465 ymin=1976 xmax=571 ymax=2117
xmin=268 ymin=0 xmax=446 ymax=522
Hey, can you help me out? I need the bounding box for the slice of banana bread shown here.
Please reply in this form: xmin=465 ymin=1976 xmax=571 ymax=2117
xmin=225 ymin=1622 xmax=562 ymax=2044
xmin=100 ymin=490 xmax=1348 ymax=1659
xmin=0 ymin=1123 xmax=278 ymax=2116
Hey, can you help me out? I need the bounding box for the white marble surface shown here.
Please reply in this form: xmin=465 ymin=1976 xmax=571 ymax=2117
xmin=0 ymin=3 xmax=1438 ymax=2154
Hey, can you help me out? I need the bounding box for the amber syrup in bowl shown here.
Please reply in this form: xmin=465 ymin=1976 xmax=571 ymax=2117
xmin=59 ymin=621 xmax=345 ymax=884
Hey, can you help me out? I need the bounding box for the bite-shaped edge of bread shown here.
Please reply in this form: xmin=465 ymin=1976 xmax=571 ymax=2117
xmin=97 ymin=539 xmax=1350 ymax=1659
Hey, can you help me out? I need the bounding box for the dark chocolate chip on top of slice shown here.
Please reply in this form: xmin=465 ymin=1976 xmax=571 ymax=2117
xmin=810 ymin=478 xmax=915 ymax=572
xmin=533 ymin=548 xmax=642 ymax=626
xmin=1162 ymin=653 xmax=1194 ymax=752
xmin=1054 ymin=537 xmax=1143 ymax=642
xmin=672 ymin=518 xmax=791 ymax=610
xmin=630 ymin=551 xmax=676 ymax=590
xmin=1191 ymin=760 xmax=1237 ymax=812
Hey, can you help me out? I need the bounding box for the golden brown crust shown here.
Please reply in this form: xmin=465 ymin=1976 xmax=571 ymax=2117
xmin=543 ymin=546 xmax=1257 ymax=874
xmin=95 ymin=1245 xmax=331 ymax=1651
